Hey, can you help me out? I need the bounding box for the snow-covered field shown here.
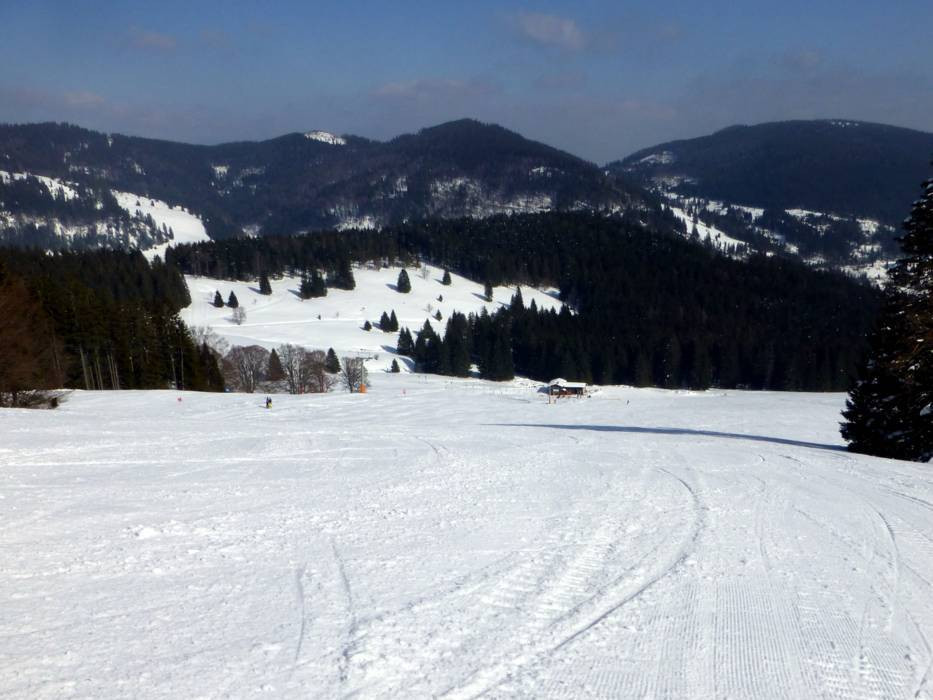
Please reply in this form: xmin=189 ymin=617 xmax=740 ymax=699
xmin=2 ymin=378 xmax=932 ymax=698
xmin=181 ymin=267 xmax=562 ymax=370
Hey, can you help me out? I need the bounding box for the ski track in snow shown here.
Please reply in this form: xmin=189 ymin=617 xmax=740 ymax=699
xmin=0 ymin=379 xmax=932 ymax=698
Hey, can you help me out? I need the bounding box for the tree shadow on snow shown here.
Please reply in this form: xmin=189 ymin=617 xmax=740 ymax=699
xmin=493 ymin=423 xmax=845 ymax=452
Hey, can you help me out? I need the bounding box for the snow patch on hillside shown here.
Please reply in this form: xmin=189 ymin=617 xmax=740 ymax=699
xmin=0 ymin=170 xmax=79 ymax=200
xmin=668 ymin=204 xmax=746 ymax=250
xmin=637 ymin=150 xmax=676 ymax=166
xmin=112 ymin=190 xmax=209 ymax=260
xmin=335 ymin=215 xmax=378 ymax=231
xmin=181 ymin=265 xmax=562 ymax=371
xmin=530 ymin=166 xmax=561 ymax=178
xmin=305 ymin=130 xmax=346 ymax=146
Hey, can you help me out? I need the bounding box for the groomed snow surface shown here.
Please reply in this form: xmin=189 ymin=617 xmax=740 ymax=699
xmin=2 ymin=379 xmax=933 ymax=698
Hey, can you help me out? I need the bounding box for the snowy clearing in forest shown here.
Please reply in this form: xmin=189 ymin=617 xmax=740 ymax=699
xmin=181 ymin=267 xmax=562 ymax=371
xmin=2 ymin=378 xmax=932 ymax=698
xmin=111 ymin=191 xmax=210 ymax=261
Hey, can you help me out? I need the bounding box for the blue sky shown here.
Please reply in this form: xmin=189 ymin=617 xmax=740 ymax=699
xmin=1 ymin=0 xmax=931 ymax=161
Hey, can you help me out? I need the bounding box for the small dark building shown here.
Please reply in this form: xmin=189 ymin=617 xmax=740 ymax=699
xmin=548 ymin=378 xmax=587 ymax=398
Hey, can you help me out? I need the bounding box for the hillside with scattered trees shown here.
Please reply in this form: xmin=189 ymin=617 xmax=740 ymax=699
xmin=169 ymin=210 xmax=880 ymax=391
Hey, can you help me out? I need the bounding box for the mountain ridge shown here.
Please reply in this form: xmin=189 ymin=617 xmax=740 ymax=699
xmin=0 ymin=118 xmax=631 ymax=245
xmin=2 ymin=117 xmax=930 ymax=283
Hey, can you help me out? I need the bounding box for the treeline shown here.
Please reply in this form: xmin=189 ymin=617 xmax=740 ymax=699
xmin=0 ymin=248 xmax=222 ymax=405
xmin=169 ymin=211 xmax=879 ymax=391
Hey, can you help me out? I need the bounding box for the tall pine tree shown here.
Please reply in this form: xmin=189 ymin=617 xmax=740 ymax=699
xmin=267 ymin=348 xmax=285 ymax=381
xmin=396 ymin=327 xmax=414 ymax=356
xmin=397 ymin=269 xmax=411 ymax=293
xmin=325 ymin=348 xmax=341 ymax=374
xmin=842 ymin=175 xmax=933 ymax=462
xmin=259 ymin=272 xmax=272 ymax=295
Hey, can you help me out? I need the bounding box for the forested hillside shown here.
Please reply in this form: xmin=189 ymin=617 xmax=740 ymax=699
xmin=610 ymin=120 xmax=933 ymax=276
xmin=169 ymin=211 xmax=879 ymax=391
xmin=0 ymin=120 xmax=632 ymax=242
xmin=0 ymin=249 xmax=222 ymax=404
xmin=613 ymin=120 xmax=933 ymax=224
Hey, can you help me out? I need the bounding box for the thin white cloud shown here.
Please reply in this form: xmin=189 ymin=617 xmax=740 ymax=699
xmin=64 ymin=91 xmax=107 ymax=108
xmin=514 ymin=12 xmax=586 ymax=51
xmin=373 ymin=78 xmax=497 ymax=101
xmin=129 ymin=27 xmax=178 ymax=52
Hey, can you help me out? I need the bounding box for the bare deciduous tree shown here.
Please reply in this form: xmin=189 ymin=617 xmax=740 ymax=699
xmin=277 ymin=345 xmax=335 ymax=394
xmin=223 ymin=345 xmax=268 ymax=393
xmin=304 ymin=350 xmax=335 ymax=393
xmin=340 ymin=356 xmax=368 ymax=393
xmin=277 ymin=343 xmax=310 ymax=394
xmin=232 ymin=307 xmax=247 ymax=325
xmin=189 ymin=325 xmax=229 ymax=357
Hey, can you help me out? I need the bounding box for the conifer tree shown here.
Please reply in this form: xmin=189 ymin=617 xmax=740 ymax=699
xmin=213 ymin=290 xmax=224 ymax=308
xmin=227 ymin=291 xmax=239 ymax=308
xmin=199 ymin=342 xmax=225 ymax=391
xmin=259 ymin=271 xmax=272 ymax=295
xmin=325 ymin=348 xmax=341 ymax=374
xmin=842 ymin=175 xmax=933 ymax=462
xmin=299 ymin=275 xmax=313 ymax=300
xmin=484 ymin=280 xmax=494 ymax=302
xmin=443 ymin=312 xmax=471 ymax=377
xmin=397 ymin=269 xmax=411 ymax=293
xmin=510 ymin=287 xmax=524 ymax=312
xmin=329 ymin=257 xmax=355 ymax=290
xmin=379 ymin=311 xmax=391 ymax=331
xmin=389 ymin=310 xmax=399 ymax=332
xmin=390 ymin=358 xmax=401 ymax=373
xmin=435 ymin=310 xmax=442 ymax=321
xmin=396 ymin=327 xmax=414 ymax=356
xmin=414 ymin=320 xmax=441 ymax=372
xmin=363 ymin=320 xmax=372 ymax=331
xmin=442 ymin=269 xmax=452 ymax=286
xmin=307 ymin=269 xmax=327 ymax=297
xmin=267 ymin=348 xmax=285 ymax=381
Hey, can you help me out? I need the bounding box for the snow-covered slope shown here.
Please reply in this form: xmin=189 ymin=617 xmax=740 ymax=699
xmin=0 ymin=170 xmax=209 ymax=253
xmin=661 ymin=191 xmax=898 ymax=280
xmin=2 ymin=380 xmax=931 ymax=697
xmin=667 ymin=202 xmax=747 ymax=250
xmin=181 ymin=265 xmax=562 ymax=369
xmin=0 ymin=170 xmax=79 ymax=200
xmin=111 ymin=190 xmax=210 ymax=260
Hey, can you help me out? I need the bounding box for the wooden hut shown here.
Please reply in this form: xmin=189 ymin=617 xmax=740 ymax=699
xmin=547 ymin=378 xmax=587 ymax=398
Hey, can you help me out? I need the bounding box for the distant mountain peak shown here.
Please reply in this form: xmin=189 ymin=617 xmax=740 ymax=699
xmin=0 ymin=119 xmax=633 ymax=250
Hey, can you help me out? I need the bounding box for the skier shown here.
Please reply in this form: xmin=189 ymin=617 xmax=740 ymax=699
xmin=265 ymin=396 xmax=272 ymax=409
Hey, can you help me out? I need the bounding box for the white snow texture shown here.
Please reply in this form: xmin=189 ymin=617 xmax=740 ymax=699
xmin=2 ymin=379 xmax=932 ymax=698
xmin=181 ymin=266 xmax=561 ymax=371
